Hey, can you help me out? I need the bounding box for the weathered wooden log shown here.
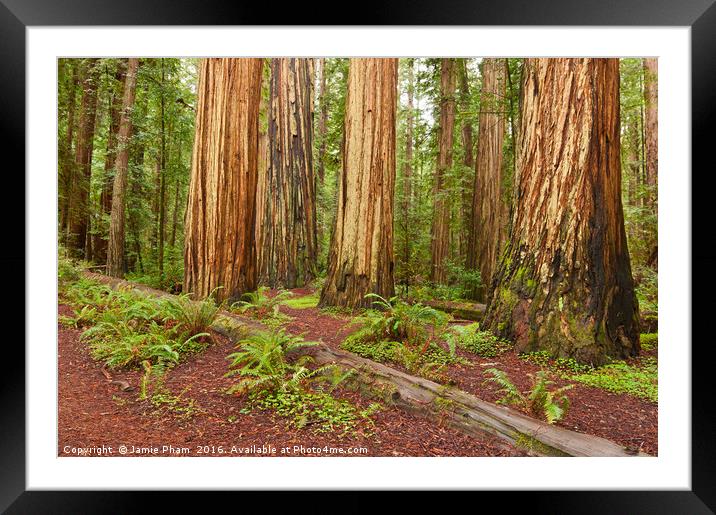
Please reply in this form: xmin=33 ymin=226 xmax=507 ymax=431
xmin=80 ymin=272 xmax=650 ymax=457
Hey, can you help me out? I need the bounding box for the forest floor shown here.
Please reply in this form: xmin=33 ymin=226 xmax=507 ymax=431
xmin=58 ymin=303 xmax=525 ymax=457
xmin=279 ymin=289 xmax=658 ymax=456
xmin=57 ymin=281 xmax=656 ymax=457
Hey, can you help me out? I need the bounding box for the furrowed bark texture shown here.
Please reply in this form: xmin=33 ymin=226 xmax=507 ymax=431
xmin=59 ymin=60 xmax=79 ymax=240
xmin=317 ymin=58 xmax=328 ymax=185
xmin=106 ymin=58 xmax=140 ymax=278
xmin=643 ymin=58 xmax=658 ymax=202
xmin=319 ymin=58 xmax=398 ymax=309
xmin=458 ymin=59 xmax=474 ymax=259
xmin=94 ymin=59 xmax=127 ymax=263
xmin=184 ymin=58 xmax=264 ymax=303
xmin=256 ymin=58 xmax=317 ymax=288
xmin=430 ymin=58 xmax=456 ymax=284
xmin=484 ymin=58 xmax=640 ymax=365
xmin=467 ymin=58 xmax=508 ymax=301
xmin=68 ymin=58 xmax=101 ymax=257
xmin=401 ymin=59 xmax=415 ymax=286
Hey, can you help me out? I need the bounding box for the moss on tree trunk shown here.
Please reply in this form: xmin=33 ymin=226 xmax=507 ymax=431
xmin=484 ymin=58 xmax=640 ymax=365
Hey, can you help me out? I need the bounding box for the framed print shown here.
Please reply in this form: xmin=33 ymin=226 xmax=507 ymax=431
xmin=4 ymin=0 xmax=715 ymax=512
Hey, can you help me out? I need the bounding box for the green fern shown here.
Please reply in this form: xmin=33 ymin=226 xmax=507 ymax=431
xmin=484 ymin=368 xmax=573 ymax=424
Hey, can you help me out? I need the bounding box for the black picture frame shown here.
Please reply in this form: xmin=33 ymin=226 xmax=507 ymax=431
xmin=3 ymin=1 xmax=713 ymax=512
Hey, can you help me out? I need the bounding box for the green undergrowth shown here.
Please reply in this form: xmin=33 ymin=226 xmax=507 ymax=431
xmin=339 ymin=294 xmax=467 ymax=382
xmin=226 ymin=328 xmax=380 ymax=435
xmin=230 ymin=286 xmax=294 ymax=328
xmin=59 ymin=267 xmax=218 ymax=371
xmin=282 ymin=293 xmax=320 ymax=309
xmin=640 ymin=333 xmax=658 ymax=352
xmin=484 ymin=368 xmax=573 ymax=424
xmin=446 ymin=323 xmax=512 ymax=358
xmin=569 ymin=357 xmax=658 ymax=402
xmin=520 ymin=346 xmax=658 ymax=403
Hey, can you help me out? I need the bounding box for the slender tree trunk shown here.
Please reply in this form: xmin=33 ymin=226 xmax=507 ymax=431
xmin=458 ymin=58 xmax=474 ymax=261
xmin=317 ymin=58 xmax=328 ymax=186
xmin=94 ymin=59 xmax=127 ymax=263
xmin=643 ymin=58 xmax=658 ymax=269
xmin=158 ymin=58 xmax=167 ymax=280
xmin=402 ymin=58 xmax=415 ymax=292
xmin=257 ymin=58 xmax=317 ymax=288
xmin=107 ymin=58 xmax=140 ymax=277
xmin=170 ymin=169 xmax=180 ymax=249
xmin=430 ymin=58 xmax=456 ymax=284
xmin=319 ymin=58 xmax=398 ymax=309
xmin=466 ymin=58 xmax=508 ymax=301
xmin=484 ymin=58 xmax=640 ymax=365
xmin=60 ymin=60 xmax=80 ymax=241
xmin=68 ymin=58 xmax=102 ymax=258
xmin=184 ymin=58 xmax=264 ymax=302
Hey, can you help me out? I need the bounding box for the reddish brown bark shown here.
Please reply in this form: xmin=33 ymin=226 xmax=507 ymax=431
xmin=484 ymin=58 xmax=639 ymax=365
xmin=319 ymin=58 xmax=398 ymax=309
xmin=68 ymin=58 xmax=101 ymax=257
xmin=466 ymin=58 xmax=508 ymax=301
xmin=106 ymin=58 xmax=140 ymax=277
xmin=183 ymin=58 xmax=264 ymax=302
xmin=94 ymin=59 xmax=127 ymax=263
xmin=256 ymin=58 xmax=317 ymax=288
xmin=430 ymin=58 xmax=457 ymax=284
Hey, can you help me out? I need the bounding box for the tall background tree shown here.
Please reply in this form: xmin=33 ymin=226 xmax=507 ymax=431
xmin=256 ymin=58 xmax=317 ymax=288
xmin=484 ymin=58 xmax=640 ymax=365
xmin=319 ymin=58 xmax=398 ymax=309
xmin=429 ymin=58 xmax=456 ymax=285
xmin=107 ymin=58 xmax=140 ymax=277
xmin=183 ymin=58 xmax=264 ymax=302
xmin=67 ymin=58 xmax=101 ymax=258
xmin=466 ymin=58 xmax=508 ymax=301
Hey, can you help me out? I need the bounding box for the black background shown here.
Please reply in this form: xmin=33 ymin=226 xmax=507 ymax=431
xmin=2 ymin=0 xmax=713 ymax=512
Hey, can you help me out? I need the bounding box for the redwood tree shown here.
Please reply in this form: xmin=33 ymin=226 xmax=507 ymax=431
xmin=466 ymin=58 xmax=508 ymax=301
xmin=484 ymin=58 xmax=640 ymax=365
xmin=319 ymin=58 xmax=398 ymax=309
xmin=107 ymin=58 xmax=140 ymax=277
xmin=643 ymin=58 xmax=658 ymax=203
xmin=183 ymin=58 xmax=264 ymax=302
xmin=430 ymin=58 xmax=456 ymax=284
xmin=67 ymin=58 xmax=101 ymax=258
xmin=94 ymin=59 xmax=127 ymax=263
xmin=256 ymin=58 xmax=317 ymax=288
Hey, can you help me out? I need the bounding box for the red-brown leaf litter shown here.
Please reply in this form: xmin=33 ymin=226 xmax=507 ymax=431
xmin=58 ymin=286 xmax=657 ymax=458
xmin=58 ymin=304 xmax=522 ymax=457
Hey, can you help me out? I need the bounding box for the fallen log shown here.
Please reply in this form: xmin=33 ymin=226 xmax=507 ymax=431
xmin=79 ymin=271 xmax=651 ymax=457
xmin=415 ymin=299 xmax=486 ymax=322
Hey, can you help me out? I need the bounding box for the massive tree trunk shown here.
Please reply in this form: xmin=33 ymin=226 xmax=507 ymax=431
xmin=183 ymin=58 xmax=264 ymax=303
xmin=430 ymin=58 xmax=456 ymax=284
xmin=94 ymin=59 xmax=127 ymax=264
xmin=319 ymin=58 xmax=398 ymax=309
xmin=255 ymin=58 xmax=317 ymax=288
xmin=484 ymin=58 xmax=639 ymax=365
xmin=466 ymin=58 xmax=508 ymax=301
xmin=107 ymin=58 xmax=140 ymax=277
xmin=68 ymin=58 xmax=102 ymax=258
